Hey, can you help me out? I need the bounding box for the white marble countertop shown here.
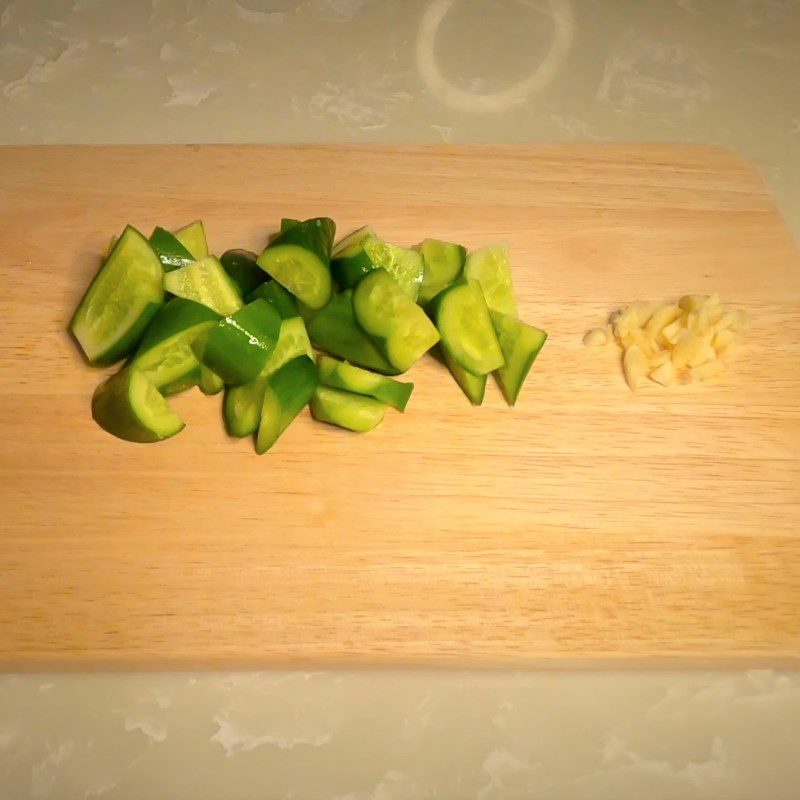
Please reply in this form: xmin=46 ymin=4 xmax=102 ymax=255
xmin=1 ymin=1 xmax=799 ymax=798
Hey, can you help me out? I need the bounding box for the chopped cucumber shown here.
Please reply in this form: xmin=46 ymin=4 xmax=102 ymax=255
xmin=256 ymin=355 xmax=318 ymax=454
xmin=132 ymin=297 xmax=219 ymax=394
xmin=173 ymin=220 xmax=208 ymax=260
xmin=432 ymin=280 xmax=504 ymax=376
xmin=463 ymin=243 xmax=516 ymax=317
xmin=149 ymin=226 xmax=195 ymax=272
xmin=199 ymin=365 xmax=224 ymax=395
xmin=164 ymin=255 xmax=243 ymax=316
xmin=198 ymin=299 xmax=281 ymax=385
xmin=353 ymin=269 xmax=440 ymax=373
xmin=220 ymin=249 xmax=266 ymax=297
xmin=257 ymin=217 xmax=335 ymax=310
xmin=280 ymin=218 xmax=300 ymax=233
xmin=490 ymin=310 xmax=547 ymax=405
xmin=310 ymin=386 xmax=388 ymax=433
xmin=317 ymin=356 xmax=413 ymax=411
xmin=307 ymin=290 xmax=398 ymax=374
xmin=223 ymin=316 xmax=313 ymax=437
xmin=246 ymin=280 xmax=300 ymax=319
xmin=70 ymin=225 xmax=164 ymax=365
xmin=330 ymin=225 xmax=377 ymax=288
xmin=92 ymin=367 xmax=184 ymax=443
xmin=418 ymin=238 xmax=466 ymax=305
xmin=438 ymin=345 xmax=486 ymax=405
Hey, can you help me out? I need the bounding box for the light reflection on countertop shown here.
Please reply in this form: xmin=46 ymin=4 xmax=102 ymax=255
xmin=1 ymin=1 xmax=799 ymax=798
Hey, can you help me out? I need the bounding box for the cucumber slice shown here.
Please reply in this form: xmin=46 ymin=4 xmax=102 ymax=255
xmin=307 ymin=290 xmax=398 ymax=374
xmin=223 ymin=316 xmax=313 ymax=437
xmin=256 ymin=355 xmax=318 ymax=454
xmin=246 ymin=280 xmax=300 ymax=319
xmin=92 ymin=367 xmax=184 ymax=443
xmin=70 ymin=225 xmax=164 ymax=365
xmin=463 ymin=243 xmax=517 ymax=317
xmin=132 ymin=297 xmax=219 ymax=394
xmin=310 ymin=385 xmax=388 ymax=433
xmin=198 ymin=299 xmax=281 ymax=385
xmin=353 ymin=269 xmax=440 ymax=373
xmin=164 ymin=255 xmax=243 ymax=316
xmin=198 ymin=365 xmax=224 ymax=395
xmin=490 ymin=310 xmax=547 ymax=405
xmin=317 ymin=356 xmax=413 ymax=412
xmin=438 ymin=345 xmax=486 ymax=405
xmin=149 ymin=227 xmax=194 ymax=272
xmin=330 ymin=225 xmax=376 ymax=288
xmin=173 ymin=220 xmax=208 ymax=260
xmin=220 ymin=249 xmax=266 ymax=297
xmin=332 ymin=235 xmax=424 ymax=299
xmin=418 ymin=238 xmax=466 ymax=305
xmin=432 ymin=280 xmax=504 ymax=376
xmin=257 ymin=217 xmax=335 ymax=310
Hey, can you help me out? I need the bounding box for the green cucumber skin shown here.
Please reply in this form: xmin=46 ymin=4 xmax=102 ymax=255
xmin=198 ymin=366 xmax=224 ymax=395
xmin=438 ymin=345 xmax=486 ymax=405
xmin=256 ymin=356 xmax=318 ymax=454
xmin=134 ymin=298 xmax=220 ymax=355
xmin=246 ymin=280 xmax=300 ymax=320
xmin=70 ymin=225 xmax=165 ymax=366
xmin=149 ymin=227 xmax=195 ymax=272
xmin=317 ymin=356 xmax=413 ymax=412
xmin=307 ymin=291 xmax=399 ymax=375
xmin=330 ymin=249 xmax=374 ymax=290
xmin=271 ymin=217 xmax=335 ymax=259
xmin=280 ymin=218 xmax=301 ymax=233
xmin=200 ymin=299 xmax=282 ymax=386
xmin=224 ymin=378 xmax=267 ymax=437
xmin=220 ymin=249 xmax=266 ymax=297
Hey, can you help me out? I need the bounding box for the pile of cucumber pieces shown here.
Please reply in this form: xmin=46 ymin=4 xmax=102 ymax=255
xmin=70 ymin=217 xmax=547 ymax=454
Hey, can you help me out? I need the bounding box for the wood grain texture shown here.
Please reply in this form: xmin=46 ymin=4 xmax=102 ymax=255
xmin=0 ymin=144 xmax=798 ymax=669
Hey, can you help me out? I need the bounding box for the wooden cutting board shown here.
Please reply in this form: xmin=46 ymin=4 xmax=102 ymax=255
xmin=1 ymin=144 xmax=798 ymax=669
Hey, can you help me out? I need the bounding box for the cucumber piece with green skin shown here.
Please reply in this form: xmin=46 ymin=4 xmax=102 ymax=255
xmin=220 ymin=249 xmax=266 ymax=297
xmin=353 ymin=269 xmax=440 ymax=373
xmin=149 ymin=227 xmax=194 ymax=272
xmin=307 ymin=290 xmax=398 ymax=375
xmin=70 ymin=225 xmax=164 ymax=365
xmin=418 ymin=238 xmax=466 ymax=305
xmin=224 ymin=316 xmax=314 ymax=437
xmin=438 ymin=345 xmax=486 ymax=405
xmin=132 ymin=297 xmax=220 ymax=394
xmin=330 ymin=225 xmax=376 ymax=288
xmin=317 ymin=355 xmax=413 ymax=412
xmin=332 ymin=236 xmax=424 ymax=300
xmin=280 ymin=218 xmax=300 ymax=233
xmin=256 ymin=356 xmax=318 ymax=454
xmin=246 ymin=280 xmax=300 ymax=319
xmin=310 ymin=385 xmax=388 ymax=433
xmin=198 ymin=298 xmax=281 ymax=385
xmin=463 ymin=243 xmax=517 ymax=318
xmin=490 ymin=310 xmax=547 ymax=406
xmin=173 ymin=220 xmax=208 ymax=260
xmin=92 ymin=367 xmax=184 ymax=443
xmin=164 ymin=255 xmax=243 ymax=316
xmin=431 ymin=279 xmax=504 ymax=376
xmin=257 ymin=217 xmax=335 ymax=310
xmin=198 ymin=365 xmax=224 ymax=395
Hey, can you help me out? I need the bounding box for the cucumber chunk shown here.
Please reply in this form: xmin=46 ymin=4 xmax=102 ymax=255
xmin=317 ymin=355 xmax=413 ymax=411
xmin=198 ymin=365 xmax=224 ymax=395
xmin=352 ymin=269 xmax=439 ymax=373
xmin=92 ymin=367 xmax=184 ymax=443
xmin=310 ymin=385 xmax=388 ymax=433
xmin=70 ymin=225 xmax=164 ymax=365
xmin=418 ymin=238 xmax=466 ymax=305
xmin=490 ymin=310 xmax=547 ymax=405
xmin=149 ymin=227 xmax=195 ymax=272
xmin=164 ymin=255 xmax=243 ymax=316
xmin=220 ymin=249 xmax=266 ymax=297
xmin=257 ymin=217 xmax=335 ymax=310
xmin=246 ymin=280 xmax=300 ymax=320
xmin=463 ymin=243 xmax=516 ymax=317
xmin=432 ymin=280 xmax=504 ymax=376
xmin=438 ymin=345 xmax=486 ymax=405
xmin=173 ymin=220 xmax=208 ymax=260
